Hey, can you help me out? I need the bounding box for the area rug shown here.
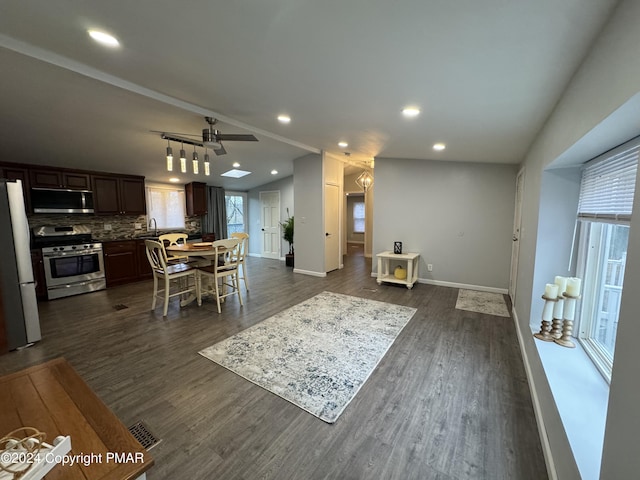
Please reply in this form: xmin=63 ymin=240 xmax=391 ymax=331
xmin=455 ymin=289 xmax=510 ymax=317
xmin=198 ymin=291 xmax=417 ymax=423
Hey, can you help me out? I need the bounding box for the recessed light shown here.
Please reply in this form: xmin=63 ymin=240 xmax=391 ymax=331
xmin=221 ymin=169 xmax=251 ymax=178
xmin=88 ymin=30 xmax=120 ymax=47
xmin=402 ymin=106 xmax=420 ymax=118
xmin=338 ymin=141 xmax=348 ymax=148
xmin=232 ymin=162 xmax=240 ymax=168
xmin=169 ymin=177 xmax=180 ymax=183
xmin=271 ymin=169 xmax=278 ymax=175
xmin=433 ymin=143 xmax=446 ymax=151
xmin=277 ymin=114 xmax=291 ymax=124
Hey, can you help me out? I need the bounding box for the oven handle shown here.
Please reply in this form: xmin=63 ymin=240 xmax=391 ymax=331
xmin=47 ymin=279 xmax=105 ymax=290
xmin=43 ymin=249 xmax=103 ymax=258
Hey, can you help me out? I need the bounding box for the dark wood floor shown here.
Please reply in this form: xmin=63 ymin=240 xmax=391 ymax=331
xmin=0 ymin=255 xmax=547 ymax=480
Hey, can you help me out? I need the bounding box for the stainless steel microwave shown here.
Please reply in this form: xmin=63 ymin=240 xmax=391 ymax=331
xmin=31 ymin=188 xmax=94 ymax=214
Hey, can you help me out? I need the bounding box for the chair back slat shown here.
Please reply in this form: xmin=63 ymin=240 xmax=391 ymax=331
xmin=145 ymin=239 xmax=169 ymax=271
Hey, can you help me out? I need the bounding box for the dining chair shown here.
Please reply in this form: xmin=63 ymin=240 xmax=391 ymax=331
xmin=230 ymin=232 xmax=249 ymax=291
xmin=158 ymin=233 xmax=190 ymax=264
xmin=145 ymin=240 xmax=199 ymax=316
xmin=197 ymin=238 xmax=244 ymax=314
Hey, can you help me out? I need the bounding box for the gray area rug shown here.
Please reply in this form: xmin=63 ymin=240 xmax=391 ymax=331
xmin=199 ymin=291 xmax=417 ymax=423
xmin=455 ymin=289 xmax=510 ymax=317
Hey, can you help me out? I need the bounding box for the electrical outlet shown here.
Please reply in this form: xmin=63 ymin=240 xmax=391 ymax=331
xmin=134 ymin=223 xmax=142 ymax=230
xmin=427 ymin=264 xmax=433 ymax=272
xmin=191 ymin=221 xmax=197 ymax=227
xmin=104 ymin=224 xmax=112 ymax=231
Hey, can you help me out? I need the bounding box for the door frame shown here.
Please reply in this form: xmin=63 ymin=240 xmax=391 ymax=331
xmin=509 ymin=167 xmax=525 ymax=305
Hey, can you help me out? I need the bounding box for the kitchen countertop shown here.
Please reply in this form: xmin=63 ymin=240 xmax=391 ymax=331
xmin=103 ymin=233 xmax=203 ymax=242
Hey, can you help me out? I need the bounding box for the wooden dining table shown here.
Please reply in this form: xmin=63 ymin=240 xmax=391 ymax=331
xmin=165 ymin=242 xmax=226 ymax=257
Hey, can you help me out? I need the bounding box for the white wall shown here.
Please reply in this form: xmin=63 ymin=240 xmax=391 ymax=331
xmin=248 ymin=175 xmax=293 ymax=257
xmin=513 ymin=0 xmax=640 ymax=477
xmin=373 ymin=157 xmax=517 ymax=290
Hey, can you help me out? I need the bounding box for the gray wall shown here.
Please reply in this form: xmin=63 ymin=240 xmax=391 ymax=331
xmin=514 ymin=0 xmax=640 ymax=477
xmin=373 ymin=157 xmax=517 ymax=290
xmin=293 ymin=153 xmax=325 ymax=275
xmin=247 ymin=175 xmax=294 ymax=258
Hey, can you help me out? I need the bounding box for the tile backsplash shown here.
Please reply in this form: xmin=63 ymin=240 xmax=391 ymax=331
xmin=27 ymin=213 xmax=202 ymax=241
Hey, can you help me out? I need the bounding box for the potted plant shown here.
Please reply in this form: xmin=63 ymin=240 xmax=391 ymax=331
xmin=281 ymin=211 xmax=294 ymax=267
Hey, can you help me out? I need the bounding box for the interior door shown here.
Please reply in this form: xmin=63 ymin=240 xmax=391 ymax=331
xmin=509 ymin=168 xmax=525 ymax=304
xmin=260 ymin=191 xmax=280 ymax=260
xmin=325 ymin=184 xmax=340 ymax=272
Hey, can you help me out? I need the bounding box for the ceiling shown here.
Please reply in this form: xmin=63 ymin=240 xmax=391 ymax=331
xmin=0 ymin=0 xmax=618 ymax=190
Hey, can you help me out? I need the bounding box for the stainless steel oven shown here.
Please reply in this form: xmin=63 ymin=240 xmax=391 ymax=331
xmin=33 ymin=225 xmax=106 ymax=300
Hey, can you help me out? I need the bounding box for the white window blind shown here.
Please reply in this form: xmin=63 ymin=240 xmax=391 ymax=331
xmin=578 ymin=140 xmax=639 ymax=222
xmin=146 ymin=183 xmax=186 ymax=229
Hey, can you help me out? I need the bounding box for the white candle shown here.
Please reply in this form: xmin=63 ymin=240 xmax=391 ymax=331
xmin=542 ymin=301 xmax=555 ymax=321
xmin=544 ymin=283 xmax=559 ymax=299
xmin=555 ymin=276 xmax=567 ymax=297
xmin=566 ymin=277 xmax=582 ymax=297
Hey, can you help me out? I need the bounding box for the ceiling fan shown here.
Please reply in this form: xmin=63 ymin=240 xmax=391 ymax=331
xmin=158 ymin=117 xmax=258 ymax=155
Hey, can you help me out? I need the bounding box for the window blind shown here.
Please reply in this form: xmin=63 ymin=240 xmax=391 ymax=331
xmin=578 ymin=140 xmax=639 ymax=222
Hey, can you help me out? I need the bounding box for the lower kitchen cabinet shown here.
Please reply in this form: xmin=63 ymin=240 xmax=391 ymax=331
xmin=137 ymin=239 xmax=153 ymax=279
xmin=104 ymin=239 xmax=154 ymax=287
xmin=103 ymin=241 xmax=139 ymax=287
xmin=30 ymin=250 xmax=47 ymax=300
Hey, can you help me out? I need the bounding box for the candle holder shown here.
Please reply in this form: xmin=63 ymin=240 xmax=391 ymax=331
xmin=550 ymin=294 xmax=565 ymax=339
xmin=533 ymin=295 xmax=559 ymax=342
xmin=555 ymin=292 xmax=580 ymax=348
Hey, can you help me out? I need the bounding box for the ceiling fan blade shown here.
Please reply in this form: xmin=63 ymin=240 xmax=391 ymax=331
xmin=216 ymin=133 xmax=258 ymax=142
xmin=214 ymin=144 xmax=227 ymax=156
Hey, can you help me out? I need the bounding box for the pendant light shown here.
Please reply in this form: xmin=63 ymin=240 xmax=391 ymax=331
xmin=166 ymin=139 xmax=173 ymax=171
xmin=356 ymin=170 xmax=374 ymax=192
xmin=204 ymin=149 xmax=211 ymax=176
xmin=179 ymin=142 xmax=187 ymax=173
xmin=192 ymin=145 xmax=199 ymax=174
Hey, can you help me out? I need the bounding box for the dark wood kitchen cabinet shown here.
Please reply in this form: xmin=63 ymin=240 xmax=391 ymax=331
xmin=92 ymin=175 xmax=146 ymax=215
xmin=103 ymin=241 xmax=139 ymax=286
xmin=185 ymin=181 xmax=207 ymax=215
xmin=30 ymin=249 xmax=47 ymax=300
xmin=30 ymin=168 xmax=91 ymax=190
xmin=0 ymin=164 xmax=30 ymax=211
xmin=137 ymin=239 xmax=153 ymax=279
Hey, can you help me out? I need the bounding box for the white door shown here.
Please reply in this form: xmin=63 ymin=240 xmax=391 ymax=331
xmin=325 ymin=184 xmax=340 ymax=272
xmin=260 ymin=191 xmax=280 ymax=259
xmin=509 ymin=168 xmax=525 ymax=304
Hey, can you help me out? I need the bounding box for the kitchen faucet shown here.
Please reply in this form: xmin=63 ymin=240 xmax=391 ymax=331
xmin=148 ymin=217 xmax=158 ymax=236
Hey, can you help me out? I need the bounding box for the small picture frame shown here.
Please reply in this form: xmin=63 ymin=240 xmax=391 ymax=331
xmin=393 ymin=241 xmax=403 ymax=254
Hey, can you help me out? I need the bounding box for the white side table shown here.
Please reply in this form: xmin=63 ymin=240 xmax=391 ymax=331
xmin=376 ymin=251 xmax=420 ymax=289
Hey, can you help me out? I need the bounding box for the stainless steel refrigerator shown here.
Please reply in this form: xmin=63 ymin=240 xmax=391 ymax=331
xmin=0 ymin=179 xmax=41 ymax=350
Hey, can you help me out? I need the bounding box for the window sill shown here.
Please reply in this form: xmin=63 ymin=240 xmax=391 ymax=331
xmin=533 ymin=333 xmax=609 ymax=479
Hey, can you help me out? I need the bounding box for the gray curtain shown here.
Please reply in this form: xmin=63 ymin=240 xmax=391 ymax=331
xmin=203 ymin=186 xmax=227 ymax=239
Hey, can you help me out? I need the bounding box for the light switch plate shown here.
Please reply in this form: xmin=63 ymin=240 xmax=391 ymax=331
xmin=134 ymin=223 xmax=142 ymax=229
xmin=104 ymin=224 xmax=112 ymax=231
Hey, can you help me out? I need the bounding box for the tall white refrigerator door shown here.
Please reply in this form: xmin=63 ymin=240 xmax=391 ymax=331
xmin=20 ymin=283 xmax=41 ymax=342
xmin=7 ymin=180 xmax=34 ymax=284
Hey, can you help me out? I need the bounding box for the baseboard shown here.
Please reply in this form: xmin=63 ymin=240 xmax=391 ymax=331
xmin=512 ymin=307 xmax=557 ymax=480
xmin=293 ymin=268 xmax=326 ymax=277
xmin=248 ymin=253 xmax=263 ymax=258
xmin=370 ymin=274 xmax=508 ymax=294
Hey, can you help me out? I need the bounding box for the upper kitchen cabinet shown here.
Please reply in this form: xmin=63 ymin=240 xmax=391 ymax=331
xmin=92 ymin=175 xmax=146 ymax=215
xmin=30 ymin=168 xmax=91 ymax=190
xmin=185 ymin=182 xmax=207 ymax=216
xmin=0 ymin=164 xmax=30 ymax=210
